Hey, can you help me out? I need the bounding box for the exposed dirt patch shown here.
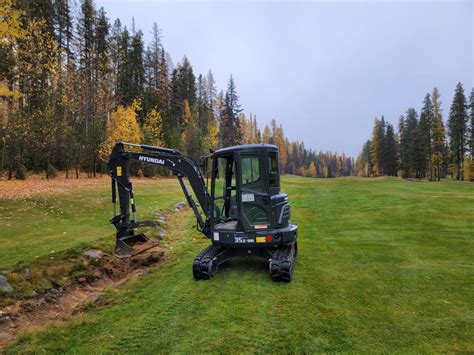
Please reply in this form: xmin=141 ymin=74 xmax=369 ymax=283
xmin=0 ymin=247 xmax=167 ymax=350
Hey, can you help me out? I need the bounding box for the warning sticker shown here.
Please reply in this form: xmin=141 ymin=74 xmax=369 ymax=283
xmin=242 ymin=193 xmax=255 ymax=202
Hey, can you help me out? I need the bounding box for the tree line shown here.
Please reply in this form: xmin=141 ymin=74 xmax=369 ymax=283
xmin=0 ymin=0 xmax=353 ymax=180
xmin=356 ymin=84 xmax=474 ymax=181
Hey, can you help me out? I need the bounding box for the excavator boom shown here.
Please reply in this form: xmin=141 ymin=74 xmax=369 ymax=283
xmin=108 ymin=142 xmax=211 ymax=257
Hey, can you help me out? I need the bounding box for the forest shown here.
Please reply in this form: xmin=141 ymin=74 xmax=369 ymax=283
xmin=356 ymin=84 xmax=474 ymax=181
xmin=0 ymin=0 xmax=354 ymax=180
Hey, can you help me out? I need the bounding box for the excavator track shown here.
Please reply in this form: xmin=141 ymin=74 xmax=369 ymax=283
xmin=193 ymin=244 xmax=223 ymax=280
xmin=269 ymin=242 xmax=298 ymax=282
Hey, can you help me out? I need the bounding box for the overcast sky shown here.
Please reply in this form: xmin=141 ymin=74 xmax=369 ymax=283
xmin=96 ymin=0 xmax=473 ymax=156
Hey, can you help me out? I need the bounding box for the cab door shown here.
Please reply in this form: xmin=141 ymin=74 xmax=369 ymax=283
xmin=238 ymin=153 xmax=270 ymax=230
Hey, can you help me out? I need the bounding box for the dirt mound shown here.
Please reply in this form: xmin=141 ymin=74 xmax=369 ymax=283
xmin=0 ymin=248 xmax=166 ymax=350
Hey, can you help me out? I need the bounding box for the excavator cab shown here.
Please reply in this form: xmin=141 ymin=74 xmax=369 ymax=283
xmin=210 ymin=145 xmax=290 ymax=233
xmin=108 ymin=142 xmax=297 ymax=281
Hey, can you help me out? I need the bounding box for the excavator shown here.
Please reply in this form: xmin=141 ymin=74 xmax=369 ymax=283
xmin=108 ymin=142 xmax=298 ymax=281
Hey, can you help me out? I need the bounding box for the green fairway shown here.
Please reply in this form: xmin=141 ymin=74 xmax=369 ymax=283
xmin=3 ymin=176 xmax=474 ymax=352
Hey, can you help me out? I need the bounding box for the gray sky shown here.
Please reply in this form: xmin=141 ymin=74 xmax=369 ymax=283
xmin=97 ymin=0 xmax=473 ymax=156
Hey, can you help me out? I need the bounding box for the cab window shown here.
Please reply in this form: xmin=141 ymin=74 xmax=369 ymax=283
xmin=268 ymin=151 xmax=279 ymax=187
xmin=241 ymin=155 xmax=260 ymax=185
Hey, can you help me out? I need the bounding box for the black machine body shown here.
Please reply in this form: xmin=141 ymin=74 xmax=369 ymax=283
xmin=108 ymin=142 xmax=298 ymax=281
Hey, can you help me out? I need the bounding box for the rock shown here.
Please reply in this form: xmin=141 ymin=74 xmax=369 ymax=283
xmin=0 ymin=275 xmax=12 ymax=294
xmin=77 ymin=277 xmax=86 ymax=284
xmin=19 ymin=268 xmax=32 ymax=280
xmin=83 ymin=249 xmax=104 ymax=260
xmin=175 ymin=201 xmax=186 ymax=210
xmin=156 ymin=216 xmax=167 ymax=226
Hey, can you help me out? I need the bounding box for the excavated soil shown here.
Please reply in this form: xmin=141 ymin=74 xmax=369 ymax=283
xmin=0 ymin=247 xmax=167 ymax=350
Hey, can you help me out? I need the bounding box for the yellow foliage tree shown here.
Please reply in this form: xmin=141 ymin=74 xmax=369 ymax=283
xmin=203 ymin=118 xmax=219 ymax=153
xmin=181 ymin=100 xmax=200 ymax=160
xmin=0 ymin=0 xmax=24 ymax=47
xmin=99 ymin=100 xmax=142 ymax=162
xmin=262 ymin=125 xmax=271 ymax=144
xmin=143 ymin=108 xmax=164 ymax=146
xmin=308 ymin=162 xmax=316 ymax=177
xmin=298 ymin=166 xmax=307 ymax=177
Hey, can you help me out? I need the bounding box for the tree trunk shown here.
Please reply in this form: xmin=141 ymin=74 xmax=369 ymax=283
xmin=8 ymin=162 xmax=13 ymax=180
xmin=75 ymin=155 xmax=80 ymax=179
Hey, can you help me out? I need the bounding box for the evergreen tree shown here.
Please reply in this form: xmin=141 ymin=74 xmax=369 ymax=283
xmin=220 ymin=75 xmax=242 ymax=147
xmin=357 ymin=140 xmax=371 ymax=177
xmin=129 ymin=29 xmax=145 ymax=114
xmin=419 ymin=93 xmax=433 ymax=178
xmin=405 ymin=108 xmax=422 ymax=178
xmin=145 ymin=22 xmax=161 ymax=91
xmin=398 ymin=115 xmax=409 ymax=177
xmin=431 ymin=87 xmax=446 ymax=181
xmin=116 ymin=26 xmax=130 ymax=106
xmin=385 ymin=123 xmax=398 ymax=176
xmin=468 ymin=89 xmax=473 ymax=158
xmin=447 ymin=82 xmax=468 ymax=180
xmin=169 ymin=56 xmax=196 ymax=148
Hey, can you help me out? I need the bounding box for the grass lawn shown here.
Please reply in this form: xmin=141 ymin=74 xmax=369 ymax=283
xmin=2 ymin=176 xmax=474 ymax=352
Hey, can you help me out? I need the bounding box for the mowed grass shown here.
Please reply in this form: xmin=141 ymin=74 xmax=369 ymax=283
xmin=4 ymin=176 xmax=474 ymax=352
xmin=0 ymin=178 xmax=184 ymax=269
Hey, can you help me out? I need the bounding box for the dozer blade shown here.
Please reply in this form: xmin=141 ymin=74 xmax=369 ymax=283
xmin=115 ymin=233 xmax=158 ymax=259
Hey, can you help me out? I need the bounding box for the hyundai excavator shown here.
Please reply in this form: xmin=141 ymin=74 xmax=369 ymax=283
xmin=108 ymin=142 xmax=298 ymax=281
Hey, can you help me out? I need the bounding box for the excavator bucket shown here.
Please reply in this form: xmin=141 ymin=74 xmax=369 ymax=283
xmin=115 ymin=233 xmax=158 ymax=259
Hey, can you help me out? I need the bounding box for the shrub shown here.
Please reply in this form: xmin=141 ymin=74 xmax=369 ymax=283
xmin=15 ymin=163 xmax=27 ymax=180
xmin=47 ymin=163 xmax=58 ymax=179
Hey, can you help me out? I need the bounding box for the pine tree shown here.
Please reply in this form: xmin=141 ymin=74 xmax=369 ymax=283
xmin=398 ymin=115 xmax=408 ymax=177
xmin=169 ymin=56 xmax=196 ymax=147
xmin=385 ymin=123 xmax=398 ymax=176
xmin=219 ymin=75 xmax=242 ymax=147
xmin=405 ymin=108 xmax=421 ymax=178
xmin=419 ymin=93 xmax=433 ymax=178
xmin=469 ymin=89 xmax=474 ymax=158
xmin=447 ymin=82 xmax=468 ymax=180
xmin=356 ymin=140 xmax=371 ymax=177
xmin=145 ymin=22 xmax=161 ymax=91
xmin=129 ymin=29 xmax=145 ymax=115
xmin=116 ymin=26 xmax=130 ymax=106
xmin=431 ymin=87 xmax=446 ymax=181
xmin=467 ymin=89 xmax=474 ymax=180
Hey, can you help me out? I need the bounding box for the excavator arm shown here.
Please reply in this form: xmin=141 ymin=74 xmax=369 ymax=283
xmin=108 ymin=142 xmax=212 ymax=257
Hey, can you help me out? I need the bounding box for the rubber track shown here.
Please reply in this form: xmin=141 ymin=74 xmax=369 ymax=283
xmin=192 ymin=244 xmax=222 ymax=280
xmin=269 ymin=242 xmax=297 ymax=282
